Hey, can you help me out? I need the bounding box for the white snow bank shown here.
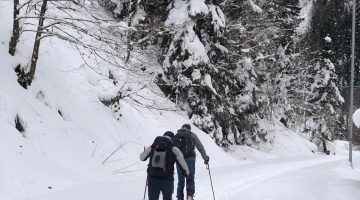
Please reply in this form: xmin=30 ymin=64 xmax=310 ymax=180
xmin=228 ymin=145 xmax=275 ymax=162
xmin=353 ymin=108 xmax=360 ymax=128
xmin=257 ymin=120 xmax=317 ymax=156
xmin=227 ymin=120 xmax=319 ymax=162
xmin=333 ymin=140 xmax=350 ymax=156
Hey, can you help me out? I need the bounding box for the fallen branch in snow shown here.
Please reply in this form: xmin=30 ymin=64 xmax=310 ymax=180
xmin=102 ymin=140 xmax=146 ymax=165
xmin=104 ymin=158 xmax=126 ymax=164
xmin=113 ymin=161 xmax=141 ymax=172
xmin=113 ymin=168 xmax=145 ymax=174
xmin=91 ymin=144 xmax=97 ymax=158
xmin=99 ymin=83 xmax=137 ymax=107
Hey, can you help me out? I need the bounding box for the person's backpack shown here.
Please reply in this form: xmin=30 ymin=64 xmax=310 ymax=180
xmin=174 ymin=131 xmax=195 ymax=158
xmin=148 ymin=136 xmax=175 ymax=178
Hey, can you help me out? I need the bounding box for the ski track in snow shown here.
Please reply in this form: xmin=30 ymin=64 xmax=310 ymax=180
xmin=202 ymin=156 xmax=345 ymax=200
xmin=13 ymin=154 xmax=360 ymax=200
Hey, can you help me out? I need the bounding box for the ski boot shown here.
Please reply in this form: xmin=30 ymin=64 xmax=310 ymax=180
xmin=187 ymin=190 xmax=194 ymax=200
xmin=177 ymin=196 xmax=184 ymax=200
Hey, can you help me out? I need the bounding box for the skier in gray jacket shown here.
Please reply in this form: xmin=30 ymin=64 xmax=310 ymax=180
xmin=140 ymin=131 xmax=190 ymax=200
xmin=174 ymin=124 xmax=209 ymax=200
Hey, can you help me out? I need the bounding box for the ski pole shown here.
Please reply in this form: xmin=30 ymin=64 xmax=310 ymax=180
xmin=206 ymin=163 xmax=215 ymax=200
xmin=143 ymin=177 xmax=148 ymax=200
xmin=144 ymin=146 xmax=148 ymax=200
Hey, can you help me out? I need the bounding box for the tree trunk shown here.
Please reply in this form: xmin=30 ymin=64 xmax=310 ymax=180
xmin=321 ymin=130 xmax=330 ymax=155
xmin=125 ymin=14 xmax=134 ymax=64
xmin=9 ymin=0 xmax=20 ymax=56
xmin=322 ymin=139 xmax=329 ymax=155
xmin=27 ymin=0 xmax=48 ymax=85
xmin=124 ymin=28 xmax=133 ymax=64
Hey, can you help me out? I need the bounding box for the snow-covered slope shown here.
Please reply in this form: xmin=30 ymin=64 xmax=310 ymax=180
xmin=0 ymin=2 xmax=235 ymax=199
xmin=228 ymin=120 xmax=317 ymax=162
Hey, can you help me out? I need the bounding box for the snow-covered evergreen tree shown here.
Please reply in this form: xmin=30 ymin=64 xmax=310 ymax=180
xmin=298 ymin=0 xmax=352 ymax=151
xmin=158 ymin=0 xmax=231 ymax=145
xmin=305 ymin=0 xmax=360 ymax=87
xmin=305 ymin=36 xmax=344 ymax=153
xmin=222 ymin=0 xmax=301 ymax=145
xmin=98 ymin=0 xmax=132 ymax=18
xmin=95 ymin=0 xmax=346 ymax=149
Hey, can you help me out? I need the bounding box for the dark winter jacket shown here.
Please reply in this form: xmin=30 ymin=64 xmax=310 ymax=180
xmin=140 ymin=143 xmax=190 ymax=178
xmin=176 ymin=128 xmax=208 ymax=161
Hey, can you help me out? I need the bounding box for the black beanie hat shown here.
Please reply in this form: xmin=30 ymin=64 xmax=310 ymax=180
xmin=182 ymin=124 xmax=191 ymax=130
xmin=164 ymin=131 xmax=175 ymax=141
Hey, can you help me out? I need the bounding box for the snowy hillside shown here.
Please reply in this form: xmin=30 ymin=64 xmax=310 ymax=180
xmin=1 ymin=1 xmax=360 ymax=200
xmin=0 ymin=1 xmax=238 ymax=199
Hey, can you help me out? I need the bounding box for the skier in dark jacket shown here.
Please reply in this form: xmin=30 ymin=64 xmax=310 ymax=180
xmin=140 ymin=131 xmax=190 ymax=200
xmin=175 ymin=124 xmax=209 ymax=200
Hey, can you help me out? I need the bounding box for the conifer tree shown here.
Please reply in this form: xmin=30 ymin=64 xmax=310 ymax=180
xmin=158 ymin=0 xmax=232 ymax=145
xmin=306 ymin=0 xmax=360 ymax=89
xmin=301 ymin=0 xmax=352 ymax=150
xmin=223 ymin=0 xmax=301 ymax=144
xmin=305 ymin=36 xmax=344 ymax=153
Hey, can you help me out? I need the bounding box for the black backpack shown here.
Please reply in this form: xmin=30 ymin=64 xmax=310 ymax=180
xmin=147 ymin=136 xmax=175 ymax=178
xmin=174 ymin=131 xmax=195 ymax=159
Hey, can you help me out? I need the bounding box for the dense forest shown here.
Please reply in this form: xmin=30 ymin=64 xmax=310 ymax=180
xmin=9 ymin=0 xmax=360 ymax=152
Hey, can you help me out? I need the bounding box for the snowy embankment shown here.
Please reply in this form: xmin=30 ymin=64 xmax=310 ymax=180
xmin=354 ymin=109 xmax=360 ymax=128
xmin=1 ymin=1 xmax=359 ymax=200
xmin=228 ymin=120 xmax=317 ymax=162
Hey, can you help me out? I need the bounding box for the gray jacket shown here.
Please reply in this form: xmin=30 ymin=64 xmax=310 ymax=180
xmin=176 ymin=128 xmax=208 ymax=161
xmin=140 ymin=145 xmax=190 ymax=176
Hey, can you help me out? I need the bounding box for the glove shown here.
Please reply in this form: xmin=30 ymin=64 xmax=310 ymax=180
xmin=186 ymin=174 xmax=193 ymax=180
xmin=204 ymin=155 xmax=210 ymax=164
xmin=186 ymin=175 xmax=194 ymax=181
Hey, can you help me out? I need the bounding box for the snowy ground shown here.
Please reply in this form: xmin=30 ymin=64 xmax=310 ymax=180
xmin=8 ymin=150 xmax=360 ymax=200
xmin=1 ymin=1 xmax=360 ymax=200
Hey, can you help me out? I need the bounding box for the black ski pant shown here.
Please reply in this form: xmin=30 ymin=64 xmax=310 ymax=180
xmin=148 ymin=176 xmax=174 ymax=200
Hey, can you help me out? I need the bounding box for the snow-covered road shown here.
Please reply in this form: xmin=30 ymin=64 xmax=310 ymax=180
xmin=197 ymin=155 xmax=360 ymax=200
xmin=15 ymin=153 xmax=360 ymax=200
